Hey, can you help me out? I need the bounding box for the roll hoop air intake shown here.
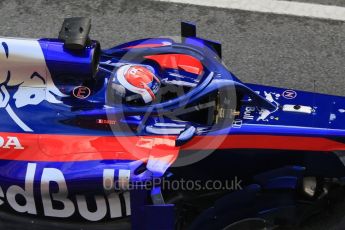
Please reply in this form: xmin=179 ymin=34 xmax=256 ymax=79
xmin=40 ymin=17 xmax=101 ymax=80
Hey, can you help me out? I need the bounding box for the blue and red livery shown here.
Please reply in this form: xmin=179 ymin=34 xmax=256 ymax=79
xmin=0 ymin=18 xmax=344 ymax=230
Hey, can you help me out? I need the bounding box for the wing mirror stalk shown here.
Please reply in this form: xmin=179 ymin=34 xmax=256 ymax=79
xmin=175 ymin=126 xmax=196 ymax=146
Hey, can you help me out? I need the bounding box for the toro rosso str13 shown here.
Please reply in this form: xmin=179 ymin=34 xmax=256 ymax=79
xmin=0 ymin=18 xmax=345 ymax=230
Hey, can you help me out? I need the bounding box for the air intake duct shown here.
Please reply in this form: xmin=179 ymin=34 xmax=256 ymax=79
xmin=39 ymin=39 xmax=100 ymax=80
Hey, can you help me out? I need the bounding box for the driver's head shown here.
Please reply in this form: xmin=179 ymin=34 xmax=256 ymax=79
xmin=113 ymin=64 xmax=160 ymax=104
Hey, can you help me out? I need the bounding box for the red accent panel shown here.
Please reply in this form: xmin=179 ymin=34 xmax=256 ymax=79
xmin=0 ymin=133 xmax=178 ymax=162
xmin=145 ymin=54 xmax=203 ymax=75
xmin=181 ymin=135 xmax=345 ymax=152
xmin=0 ymin=133 xmax=345 ymax=162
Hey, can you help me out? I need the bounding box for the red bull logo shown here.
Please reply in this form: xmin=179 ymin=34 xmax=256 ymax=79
xmin=0 ymin=38 xmax=66 ymax=132
xmin=0 ymin=163 xmax=130 ymax=221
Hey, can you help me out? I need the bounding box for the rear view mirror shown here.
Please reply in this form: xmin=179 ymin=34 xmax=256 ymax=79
xmin=175 ymin=126 xmax=196 ymax=146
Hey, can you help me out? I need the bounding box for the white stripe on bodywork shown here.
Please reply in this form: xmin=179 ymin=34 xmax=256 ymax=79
xmin=154 ymin=0 xmax=345 ymax=21
xmin=5 ymin=106 xmax=33 ymax=132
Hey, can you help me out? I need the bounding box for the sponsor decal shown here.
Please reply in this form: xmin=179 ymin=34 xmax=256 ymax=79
xmin=0 ymin=136 xmax=23 ymax=149
xmin=232 ymin=119 xmax=243 ymax=128
xmin=241 ymin=92 xmax=280 ymax=122
xmin=257 ymin=109 xmax=271 ymax=122
xmin=96 ymin=119 xmax=117 ymax=125
xmin=0 ymin=39 xmax=66 ymax=132
xmin=329 ymin=113 xmax=336 ymax=122
xmin=73 ymin=86 xmax=91 ymax=99
xmin=243 ymin=107 xmax=255 ymax=120
xmin=257 ymin=91 xmax=280 ymax=122
xmin=282 ymin=90 xmax=297 ymax=99
xmin=0 ymin=163 xmax=130 ymax=221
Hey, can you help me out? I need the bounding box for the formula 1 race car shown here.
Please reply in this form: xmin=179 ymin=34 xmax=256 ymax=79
xmin=0 ymin=17 xmax=345 ymax=230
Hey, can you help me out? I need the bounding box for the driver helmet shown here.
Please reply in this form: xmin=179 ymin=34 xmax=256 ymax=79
xmin=112 ymin=64 xmax=160 ymax=104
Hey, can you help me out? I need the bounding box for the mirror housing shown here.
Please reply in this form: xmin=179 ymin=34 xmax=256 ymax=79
xmin=176 ymin=126 xmax=196 ymax=146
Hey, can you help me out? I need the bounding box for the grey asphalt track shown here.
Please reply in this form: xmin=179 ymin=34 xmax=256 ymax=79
xmin=0 ymin=0 xmax=344 ymax=96
xmin=282 ymin=0 xmax=345 ymax=7
xmin=0 ymin=0 xmax=345 ymax=229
